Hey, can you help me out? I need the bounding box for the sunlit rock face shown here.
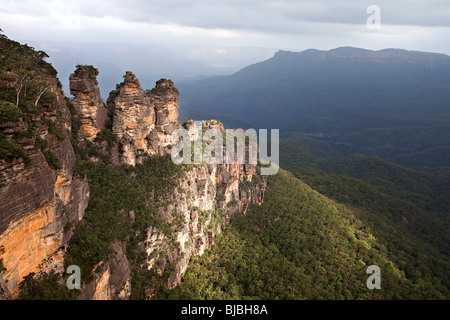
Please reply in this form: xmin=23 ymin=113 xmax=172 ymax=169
xmin=69 ymin=65 xmax=108 ymax=141
xmin=0 ymin=84 xmax=89 ymax=297
xmin=107 ymin=72 xmax=182 ymax=166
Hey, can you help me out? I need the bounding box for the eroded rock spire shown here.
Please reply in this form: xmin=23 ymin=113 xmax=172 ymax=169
xmin=69 ymin=65 xmax=108 ymax=141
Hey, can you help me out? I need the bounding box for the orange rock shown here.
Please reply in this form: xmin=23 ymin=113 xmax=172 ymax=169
xmin=92 ymin=269 xmax=111 ymax=300
xmin=0 ymin=200 xmax=61 ymax=294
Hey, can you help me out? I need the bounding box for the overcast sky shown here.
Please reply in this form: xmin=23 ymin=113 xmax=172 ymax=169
xmin=1 ymin=0 xmax=450 ymax=86
xmin=1 ymin=0 xmax=449 ymax=53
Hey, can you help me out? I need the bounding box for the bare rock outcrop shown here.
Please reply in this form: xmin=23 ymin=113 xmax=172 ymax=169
xmin=107 ymin=72 xmax=181 ymax=165
xmin=147 ymin=78 xmax=181 ymax=154
xmin=69 ymin=65 xmax=108 ymax=141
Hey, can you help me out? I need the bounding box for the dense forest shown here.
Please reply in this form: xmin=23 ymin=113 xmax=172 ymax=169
xmin=156 ymin=169 xmax=449 ymax=299
xmin=159 ymin=68 xmax=450 ymax=299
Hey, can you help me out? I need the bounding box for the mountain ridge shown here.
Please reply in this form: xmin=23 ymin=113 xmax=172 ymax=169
xmin=273 ymin=46 xmax=450 ymax=62
xmin=179 ymin=45 xmax=450 ymax=167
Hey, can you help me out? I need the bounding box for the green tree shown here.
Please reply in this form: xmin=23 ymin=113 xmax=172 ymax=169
xmin=0 ymin=33 xmax=56 ymax=108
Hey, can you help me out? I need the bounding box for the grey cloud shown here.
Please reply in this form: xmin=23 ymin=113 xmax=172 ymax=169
xmin=3 ymin=0 xmax=449 ymax=33
xmin=82 ymin=0 xmax=450 ymax=29
xmin=1 ymin=0 xmax=449 ymax=56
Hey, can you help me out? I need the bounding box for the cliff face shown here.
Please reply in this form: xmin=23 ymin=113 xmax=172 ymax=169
xmin=78 ymin=240 xmax=131 ymax=300
xmin=69 ymin=65 xmax=108 ymax=141
xmin=0 ymin=84 xmax=89 ymax=297
xmin=0 ymin=44 xmax=266 ymax=299
xmin=141 ymin=119 xmax=266 ymax=294
xmin=149 ymin=79 xmax=181 ymax=153
xmin=80 ymin=72 xmax=267 ymax=299
xmin=81 ymin=153 xmax=266 ymax=300
xmin=151 ymin=155 xmax=266 ymax=292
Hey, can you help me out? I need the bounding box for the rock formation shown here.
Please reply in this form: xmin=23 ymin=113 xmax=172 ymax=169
xmin=74 ymin=71 xmax=267 ymax=298
xmin=0 ymin=56 xmax=266 ymax=300
xmin=107 ymin=72 xmax=181 ymax=165
xmin=148 ymin=152 xmax=266 ymax=292
xmin=147 ymin=78 xmax=181 ymax=153
xmin=81 ymin=116 xmax=266 ymax=298
xmin=69 ymin=65 xmax=108 ymax=141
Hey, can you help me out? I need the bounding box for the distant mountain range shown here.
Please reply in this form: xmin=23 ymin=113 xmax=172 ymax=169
xmin=179 ymin=47 xmax=450 ymax=167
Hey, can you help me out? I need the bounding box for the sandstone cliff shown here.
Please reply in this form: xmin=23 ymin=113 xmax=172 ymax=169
xmin=0 ymin=42 xmax=266 ymax=299
xmin=69 ymin=65 xmax=108 ymax=141
xmin=80 ymin=150 xmax=266 ymax=300
xmin=77 ymin=72 xmax=267 ymax=299
xmin=107 ymin=72 xmax=182 ymax=166
xmin=0 ymin=83 xmax=89 ymax=297
xmin=149 ymin=152 xmax=266 ymax=293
